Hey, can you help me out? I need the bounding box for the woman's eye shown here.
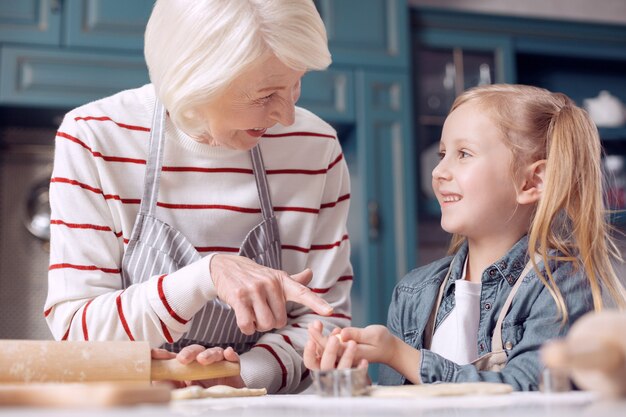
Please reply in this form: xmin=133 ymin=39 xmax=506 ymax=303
xmin=437 ymin=151 xmax=445 ymax=160
xmin=256 ymin=94 xmax=274 ymax=104
xmin=459 ymin=150 xmax=471 ymax=158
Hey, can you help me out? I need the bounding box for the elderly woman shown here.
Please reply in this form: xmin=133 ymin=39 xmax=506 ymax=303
xmin=44 ymin=0 xmax=352 ymax=394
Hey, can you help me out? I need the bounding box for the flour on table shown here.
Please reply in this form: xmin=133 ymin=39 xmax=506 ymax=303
xmin=368 ymin=382 xmax=513 ymax=398
xmin=171 ymin=385 xmax=267 ymax=400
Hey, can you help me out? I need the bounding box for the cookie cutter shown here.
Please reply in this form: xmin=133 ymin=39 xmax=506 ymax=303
xmin=539 ymin=368 xmax=573 ymax=393
xmin=311 ymin=367 xmax=369 ymax=397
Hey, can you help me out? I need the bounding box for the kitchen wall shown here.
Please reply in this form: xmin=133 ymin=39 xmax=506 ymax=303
xmin=408 ymin=0 xmax=626 ymax=25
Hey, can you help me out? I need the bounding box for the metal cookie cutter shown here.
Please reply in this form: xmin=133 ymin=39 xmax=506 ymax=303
xmin=539 ymin=368 xmax=573 ymax=393
xmin=311 ymin=368 xmax=369 ymax=397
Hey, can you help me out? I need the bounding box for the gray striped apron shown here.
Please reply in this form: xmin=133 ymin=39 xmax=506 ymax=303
xmin=121 ymin=101 xmax=282 ymax=352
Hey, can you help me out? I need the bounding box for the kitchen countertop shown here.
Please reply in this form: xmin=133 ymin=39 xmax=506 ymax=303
xmin=1 ymin=391 xmax=626 ymax=417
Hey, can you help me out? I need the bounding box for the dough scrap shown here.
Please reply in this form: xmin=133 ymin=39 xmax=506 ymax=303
xmin=171 ymin=385 xmax=267 ymax=400
xmin=368 ymin=382 xmax=513 ymax=398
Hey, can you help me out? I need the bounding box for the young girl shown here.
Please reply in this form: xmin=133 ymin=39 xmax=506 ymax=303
xmin=304 ymin=84 xmax=626 ymax=391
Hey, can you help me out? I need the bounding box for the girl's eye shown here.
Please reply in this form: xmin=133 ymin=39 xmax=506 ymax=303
xmin=437 ymin=151 xmax=445 ymax=160
xmin=459 ymin=150 xmax=471 ymax=158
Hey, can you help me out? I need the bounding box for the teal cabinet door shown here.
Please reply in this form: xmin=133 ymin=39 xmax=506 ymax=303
xmin=63 ymin=0 xmax=153 ymax=50
xmin=315 ymin=0 xmax=409 ymax=68
xmin=0 ymin=0 xmax=61 ymax=45
xmin=0 ymin=46 xmax=149 ymax=108
xmin=416 ymin=28 xmax=516 ymax=84
xmin=354 ymin=70 xmax=416 ymax=326
xmin=300 ymin=68 xmax=355 ymax=123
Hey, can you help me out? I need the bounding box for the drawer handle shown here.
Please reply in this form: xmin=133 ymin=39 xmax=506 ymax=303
xmin=51 ymin=0 xmax=62 ymax=14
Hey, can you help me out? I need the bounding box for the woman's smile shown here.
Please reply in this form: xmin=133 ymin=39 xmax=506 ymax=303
xmin=245 ymin=127 xmax=268 ymax=138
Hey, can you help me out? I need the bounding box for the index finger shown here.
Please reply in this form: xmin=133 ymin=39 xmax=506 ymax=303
xmin=282 ymin=278 xmax=333 ymax=316
xmin=307 ymin=322 xmax=327 ymax=348
xmin=303 ymin=339 xmax=321 ymax=370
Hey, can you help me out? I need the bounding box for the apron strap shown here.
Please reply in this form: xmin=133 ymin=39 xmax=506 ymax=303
xmin=491 ymin=255 xmax=541 ymax=351
xmin=138 ymin=100 xmax=167 ymax=217
xmin=423 ymin=260 xmax=453 ymax=350
xmin=250 ymin=144 xmax=276 ymax=222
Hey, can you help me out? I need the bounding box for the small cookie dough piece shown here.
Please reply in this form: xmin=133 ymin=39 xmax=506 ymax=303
xmin=171 ymin=385 xmax=267 ymax=400
xmin=203 ymin=385 xmax=267 ymax=398
xmin=171 ymin=386 xmax=204 ymax=400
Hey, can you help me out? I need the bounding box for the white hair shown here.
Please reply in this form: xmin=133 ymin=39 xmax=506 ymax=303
xmin=144 ymin=0 xmax=331 ymax=135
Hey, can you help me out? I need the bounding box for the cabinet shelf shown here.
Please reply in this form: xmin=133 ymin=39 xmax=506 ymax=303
xmin=599 ymin=127 xmax=626 ymax=141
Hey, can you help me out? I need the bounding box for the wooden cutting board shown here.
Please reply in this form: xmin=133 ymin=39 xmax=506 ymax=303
xmin=0 ymin=382 xmax=171 ymax=407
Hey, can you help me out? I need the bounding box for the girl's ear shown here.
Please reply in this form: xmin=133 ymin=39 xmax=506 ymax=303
xmin=517 ymin=160 xmax=546 ymax=205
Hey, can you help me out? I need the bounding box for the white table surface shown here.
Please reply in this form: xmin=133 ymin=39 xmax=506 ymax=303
xmin=1 ymin=391 xmax=626 ymax=417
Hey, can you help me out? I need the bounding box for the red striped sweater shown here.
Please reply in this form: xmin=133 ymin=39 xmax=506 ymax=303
xmin=44 ymin=84 xmax=353 ymax=393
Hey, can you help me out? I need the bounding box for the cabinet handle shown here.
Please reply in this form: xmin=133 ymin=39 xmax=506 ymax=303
xmin=51 ymin=0 xmax=62 ymax=13
xmin=368 ymin=200 xmax=380 ymax=240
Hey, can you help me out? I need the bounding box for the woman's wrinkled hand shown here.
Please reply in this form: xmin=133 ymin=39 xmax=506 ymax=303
xmin=151 ymin=345 xmax=245 ymax=389
xmin=210 ymin=254 xmax=333 ymax=335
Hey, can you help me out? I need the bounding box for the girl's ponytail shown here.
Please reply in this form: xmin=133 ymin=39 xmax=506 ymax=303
xmin=529 ymin=100 xmax=626 ymax=320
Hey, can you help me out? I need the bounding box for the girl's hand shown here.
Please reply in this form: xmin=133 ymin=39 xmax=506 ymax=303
xmin=342 ymin=325 xmax=423 ymax=384
xmin=151 ymin=345 xmax=245 ymax=388
xmin=304 ymin=321 xmax=422 ymax=384
xmin=303 ymin=320 xmax=368 ymax=371
xmin=339 ymin=325 xmax=398 ymax=365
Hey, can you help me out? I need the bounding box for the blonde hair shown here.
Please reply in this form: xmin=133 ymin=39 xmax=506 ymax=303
xmin=447 ymin=84 xmax=626 ymax=319
xmin=144 ymin=0 xmax=331 ymax=136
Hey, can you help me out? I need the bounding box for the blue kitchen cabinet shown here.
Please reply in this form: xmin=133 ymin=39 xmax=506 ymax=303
xmin=412 ymin=8 xmax=626 ymax=137
xmin=63 ymin=0 xmax=153 ymax=50
xmin=307 ymin=0 xmax=416 ymax=327
xmin=0 ymin=45 xmax=149 ymax=107
xmin=314 ymin=0 xmax=409 ymax=69
xmin=301 ymin=68 xmax=417 ymax=329
xmin=0 ymin=0 xmax=151 ymax=50
xmin=352 ymin=70 xmax=416 ymax=326
xmin=0 ymin=46 xmax=148 ymax=108
xmin=0 ymin=0 xmax=152 ymax=107
xmin=299 ymin=68 xmax=355 ymax=124
xmin=0 ymin=0 xmax=61 ymax=45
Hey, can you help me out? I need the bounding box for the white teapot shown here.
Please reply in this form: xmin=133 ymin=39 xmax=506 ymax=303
xmin=583 ymin=90 xmax=625 ymax=127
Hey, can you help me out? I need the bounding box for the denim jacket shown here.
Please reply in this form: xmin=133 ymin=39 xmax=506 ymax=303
xmin=378 ymin=235 xmax=594 ymax=391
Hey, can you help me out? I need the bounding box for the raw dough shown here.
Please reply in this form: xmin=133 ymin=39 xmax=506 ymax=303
xmin=368 ymin=382 xmax=513 ymax=398
xmin=171 ymin=385 xmax=267 ymax=400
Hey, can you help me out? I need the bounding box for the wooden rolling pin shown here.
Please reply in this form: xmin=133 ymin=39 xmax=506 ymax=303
xmin=0 ymin=340 xmax=240 ymax=383
xmin=0 ymin=383 xmax=171 ymax=407
xmin=541 ymin=311 xmax=626 ymax=398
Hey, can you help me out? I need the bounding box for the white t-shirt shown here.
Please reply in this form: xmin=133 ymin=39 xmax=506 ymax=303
xmin=430 ymin=260 xmax=482 ymax=364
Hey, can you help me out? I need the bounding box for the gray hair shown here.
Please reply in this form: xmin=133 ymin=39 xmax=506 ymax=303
xmin=144 ymin=0 xmax=331 ymax=135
